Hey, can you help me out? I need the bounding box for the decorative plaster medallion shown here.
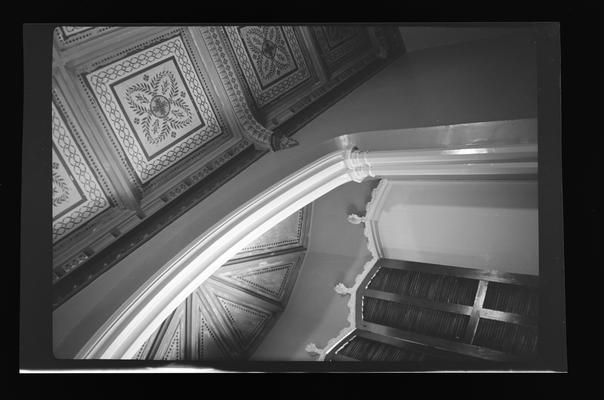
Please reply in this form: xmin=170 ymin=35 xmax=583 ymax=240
xmin=52 ymin=102 xmax=110 ymax=242
xmin=225 ymin=26 xmax=311 ymax=108
xmin=311 ymin=26 xmax=372 ymax=73
xmin=85 ymin=35 xmax=223 ymax=184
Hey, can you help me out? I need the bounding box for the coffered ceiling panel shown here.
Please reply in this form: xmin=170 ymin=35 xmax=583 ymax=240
xmin=224 ymin=26 xmax=313 ymax=109
xmin=207 ymin=26 xmax=324 ymax=130
xmin=52 ymin=25 xmax=404 ymax=309
xmin=84 ymin=34 xmax=225 ymax=184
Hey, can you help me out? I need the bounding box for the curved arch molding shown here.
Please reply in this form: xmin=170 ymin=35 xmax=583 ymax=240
xmin=72 ymin=120 xmax=538 ymax=359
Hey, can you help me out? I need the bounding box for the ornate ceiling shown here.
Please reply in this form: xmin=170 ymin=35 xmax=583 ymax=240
xmin=133 ymin=205 xmax=311 ymax=360
xmin=51 ymin=25 xmax=404 ymax=308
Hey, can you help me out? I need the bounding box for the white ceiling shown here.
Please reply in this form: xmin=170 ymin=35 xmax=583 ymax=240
xmin=377 ymin=179 xmax=539 ymax=276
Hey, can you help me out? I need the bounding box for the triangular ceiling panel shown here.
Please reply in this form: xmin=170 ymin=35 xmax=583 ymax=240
xmin=134 ymin=340 xmax=148 ymax=360
xmin=232 ymin=206 xmax=310 ymax=260
xmin=149 ymin=303 xmax=186 ymax=360
xmin=191 ymin=288 xmax=231 ymax=360
xmin=163 ymin=323 xmax=184 ymax=360
xmin=198 ymin=317 xmax=227 ymax=361
xmin=212 ymin=251 xmax=305 ymax=304
xmin=217 ymin=296 xmax=271 ymax=351
xmin=233 ymin=264 xmax=292 ymax=299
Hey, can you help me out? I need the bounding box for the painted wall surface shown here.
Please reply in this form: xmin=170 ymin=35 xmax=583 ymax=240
xmin=54 ymin=31 xmax=538 ymax=358
xmin=251 ymin=180 xmax=378 ymax=360
xmin=398 ymin=26 xmax=532 ymax=53
xmin=378 ymin=180 xmax=539 ymax=276
xmin=289 ymin=31 xmax=537 ymax=140
xmin=251 ymin=32 xmax=538 ymax=359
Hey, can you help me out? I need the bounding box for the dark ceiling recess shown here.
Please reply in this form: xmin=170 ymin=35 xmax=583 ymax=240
xmin=51 ymin=25 xmax=405 ymax=306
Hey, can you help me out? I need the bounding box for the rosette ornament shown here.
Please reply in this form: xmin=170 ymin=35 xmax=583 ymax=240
xmin=125 ymin=70 xmax=193 ymax=145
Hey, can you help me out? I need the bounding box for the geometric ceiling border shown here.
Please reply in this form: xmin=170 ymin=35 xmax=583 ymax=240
xmin=52 ymin=144 xmax=266 ymax=309
xmin=51 ymin=99 xmax=112 ymax=243
xmin=53 ymin=26 xmax=119 ymax=51
xmin=51 ymin=86 xmax=119 ymax=207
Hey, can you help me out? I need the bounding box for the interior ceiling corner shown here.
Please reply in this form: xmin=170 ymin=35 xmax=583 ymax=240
xmin=134 ymin=205 xmax=311 ymax=360
xmin=51 ymin=25 xmax=404 ymax=308
xmin=70 ymin=120 xmax=537 ymax=360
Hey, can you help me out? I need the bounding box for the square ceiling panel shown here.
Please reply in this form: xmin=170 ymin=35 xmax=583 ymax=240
xmin=85 ymin=34 xmax=224 ymax=184
xmin=225 ymin=26 xmax=312 ymax=108
xmin=311 ymin=26 xmax=372 ymax=74
xmin=52 ymin=102 xmax=110 ymax=242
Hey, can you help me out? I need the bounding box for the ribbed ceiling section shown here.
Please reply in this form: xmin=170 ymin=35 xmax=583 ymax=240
xmin=134 ymin=205 xmax=311 ymax=360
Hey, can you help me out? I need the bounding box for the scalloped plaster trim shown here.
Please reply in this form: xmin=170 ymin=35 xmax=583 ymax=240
xmin=305 ymin=179 xmax=388 ymax=361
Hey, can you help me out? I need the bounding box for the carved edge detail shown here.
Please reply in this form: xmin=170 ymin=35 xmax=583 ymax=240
xmin=200 ymin=27 xmax=275 ymax=149
xmin=305 ymin=178 xmax=386 ymax=361
xmin=344 ymin=147 xmax=374 ymax=183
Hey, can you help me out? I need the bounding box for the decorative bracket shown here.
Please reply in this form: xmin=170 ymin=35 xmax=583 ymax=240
xmin=305 ymin=343 xmax=323 ymax=358
xmin=347 ymin=213 xmax=366 ymax=225
xmin=304 ymin=179 xmax=387 ymax=361
xmin=344 ymin=147 xmax=374 ymax=183
xmin=271 ymin=133 xmax=300 ymax=151
xmin=334 ymin=282 xmax=354 ymax=296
